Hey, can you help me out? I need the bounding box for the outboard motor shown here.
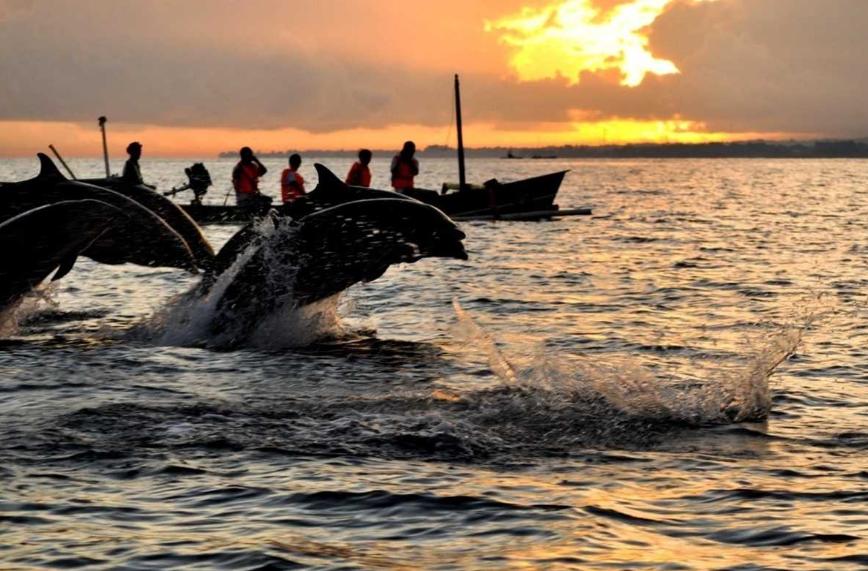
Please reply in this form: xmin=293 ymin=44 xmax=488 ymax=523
xmin=184 ymin=162 xmax=212 ymax=205
xmin=164 ymin=162 xmax=213 ymax=205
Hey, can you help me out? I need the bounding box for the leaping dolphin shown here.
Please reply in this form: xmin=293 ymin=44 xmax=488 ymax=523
xmin=202 ymin=198 xmax=467 ymax=345
xmin=0 ymin=200 xmax=130 ymax=309
xmin=0 ymin=154 xmax=206 ymax=272
xmin=1 ymin=157 xmax=469 ymax=345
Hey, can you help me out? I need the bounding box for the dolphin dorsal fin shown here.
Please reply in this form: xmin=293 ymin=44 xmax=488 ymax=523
xmin=37 ymin=153 xmax=66 ymax=180
xmin=314 ymin=163 xmax=346 ymax=192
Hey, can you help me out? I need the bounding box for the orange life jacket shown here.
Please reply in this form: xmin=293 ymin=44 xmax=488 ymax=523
xmin=345 ymin=162 xmax=371 ymax=187
xmin=281 ymin=168 xmax=306 ymax=203
xmin=234 ymin=162 xmax=261 ymax=195
xmin=391 ymin=157 xmax=416 ymax=190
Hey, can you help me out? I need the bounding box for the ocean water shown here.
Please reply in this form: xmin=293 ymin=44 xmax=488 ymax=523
xmin=0 ymin=156 xmax=866 ymax=569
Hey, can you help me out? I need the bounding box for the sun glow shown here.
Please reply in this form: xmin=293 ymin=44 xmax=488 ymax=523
xmin=486 ymin=0 xmax=682 ymax=87
xmin=0 ymin=119 xmax=785 ymax=158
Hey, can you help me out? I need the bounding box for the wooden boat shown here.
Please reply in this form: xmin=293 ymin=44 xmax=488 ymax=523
xmin=174 ymin=167 xmax=566 ymax=225
xmin=79 ymin=78 xmax=579 ymax=225
xmin=183 ymin=74 xmax=573 ymax=225
xmin=417 ymin=75 xmax=568 ymax=218
xmin=170 ymin=169 xmax=567 ymax=225
xmin=402 ymin=170 xmax=567 ymax=217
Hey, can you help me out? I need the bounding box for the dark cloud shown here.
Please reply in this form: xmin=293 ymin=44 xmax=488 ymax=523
xmin=1 ymin=0 xmax=867 ymax=137
xmin=647 ymin=0 xmax=868 ymax=135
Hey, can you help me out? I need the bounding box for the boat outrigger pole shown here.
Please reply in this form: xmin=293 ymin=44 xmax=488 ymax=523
xmin=98 ymin=116 xmax=110 ymax=177
xmin=454 ymin=74 xmax=467 ymax=192
xmin=48 ymin=144 xmax=77 ymax=179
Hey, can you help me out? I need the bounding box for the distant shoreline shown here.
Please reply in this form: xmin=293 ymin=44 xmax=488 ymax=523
xmin=220 ymin=140 xmax=868 ymax=160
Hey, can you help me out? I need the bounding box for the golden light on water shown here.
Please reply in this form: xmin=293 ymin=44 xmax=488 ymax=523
xmin=487 ymin=0 xmax=684 ymax=87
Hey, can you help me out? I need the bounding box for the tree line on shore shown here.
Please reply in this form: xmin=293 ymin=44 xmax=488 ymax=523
xmin=219 ymin=139 xmax=868 ymax=160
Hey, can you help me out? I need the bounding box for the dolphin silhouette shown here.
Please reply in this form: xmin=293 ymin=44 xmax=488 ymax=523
xmin=0 ymin=200 xmax=130 ymax=309
xmin=1 ymin=158 xmax=468 ymax=343
xmin=204 ymin=198 xmax=468 ymax=344
xmin=0 ymin=154 xmax=204 ymax=272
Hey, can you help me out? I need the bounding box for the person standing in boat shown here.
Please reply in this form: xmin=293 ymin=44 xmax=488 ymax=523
xmin=232 ymin=146 xmax=269 ymax=209
xmin=345 ymin=149 xmax=372 ymax=187
xmin=280 ymin=153 xmax=306 ymax=203
xmin=121 ymin=142 xmax=155 ymax=189
xmin=391 ymin=141 xmax=418 ymax=192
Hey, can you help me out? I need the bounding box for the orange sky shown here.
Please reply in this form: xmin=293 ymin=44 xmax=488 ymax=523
xmin=1 ymin=0 xmax=865 ymax=156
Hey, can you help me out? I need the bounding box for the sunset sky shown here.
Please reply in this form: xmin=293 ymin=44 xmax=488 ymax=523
xmin=1 ymin=0 xmax=867 ymax=156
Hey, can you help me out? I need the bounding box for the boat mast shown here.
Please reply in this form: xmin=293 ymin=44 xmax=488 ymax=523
xmin=454 ymin=74 xmax=467 ymax=191
xmin=98 ymin=116 xmax=110 ymax=177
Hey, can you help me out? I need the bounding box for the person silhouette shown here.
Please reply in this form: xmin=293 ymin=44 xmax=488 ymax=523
xmin=390 ymin=141 xmax=418 ymax=192
xmin=345 ymin=149 xmax=373 ymax=187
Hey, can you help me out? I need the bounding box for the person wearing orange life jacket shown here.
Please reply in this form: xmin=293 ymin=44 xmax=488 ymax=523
xmin=232 ymin=146 xmax=269 ymax=210
xmin=345 ymin=149 xmax=373 ymax=187
xmin=390 ymin=141 xmax=418 ymax=192
xmin=280 ymin=153 xmax=306 ymax=203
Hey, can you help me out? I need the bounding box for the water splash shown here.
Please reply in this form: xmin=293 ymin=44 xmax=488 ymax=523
xmin=0 ymin=284 xmax=58 ymax=337
xmin=451 ymin=299 xmax=803 ymax=426
xmin=140 ymin=218 xmax=346 ymax=349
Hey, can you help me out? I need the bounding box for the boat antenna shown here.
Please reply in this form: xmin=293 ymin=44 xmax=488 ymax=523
xmin=454 ymin=74 xmax=467 ymax=191
xmin=98 ymin=116 xmax=111 ymax=177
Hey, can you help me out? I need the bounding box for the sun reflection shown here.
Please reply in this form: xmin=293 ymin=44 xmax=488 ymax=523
xmin=487 ymin=0 xmax=690 ymax=87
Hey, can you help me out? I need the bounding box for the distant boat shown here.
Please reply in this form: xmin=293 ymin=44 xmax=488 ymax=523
xmin=503 ymin=150 xmax=523 ymax=159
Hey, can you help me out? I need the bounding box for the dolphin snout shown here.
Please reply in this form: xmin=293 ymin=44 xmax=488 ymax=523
xmin=431 ymin=236 xmax=468 ymax=260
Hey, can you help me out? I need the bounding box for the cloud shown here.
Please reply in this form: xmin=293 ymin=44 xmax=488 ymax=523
xmin=646 ymin=0 xmax=868 ymax=135
xmin=486 ymin=0 xmax=681 ymax=87
xmin=1 ymin=0 xmax=867 ymax=142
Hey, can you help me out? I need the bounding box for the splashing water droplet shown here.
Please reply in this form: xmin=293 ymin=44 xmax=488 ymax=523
xmin=451 ymin=298 xmax=804 ymax=427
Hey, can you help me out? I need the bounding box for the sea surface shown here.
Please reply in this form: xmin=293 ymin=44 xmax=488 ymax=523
xmin=0 ymin=156 xmax=866 ymax=569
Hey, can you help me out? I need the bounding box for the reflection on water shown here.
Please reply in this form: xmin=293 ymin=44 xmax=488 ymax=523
xmin=1 ymin=158 xmax=867 ymax=568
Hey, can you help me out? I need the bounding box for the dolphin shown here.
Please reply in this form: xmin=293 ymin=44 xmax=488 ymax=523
xmin=0 ymin=154 xmax=203 ymax=273
xmin=203 ymin=198 xmax=468 ymax=345
xmin=1 ymin=157 xmax=468 ymax=345
xmin=0 ymin=200 xmax=130 ymax=309
xmin=80 ymin=171 xmax=214 ymax=269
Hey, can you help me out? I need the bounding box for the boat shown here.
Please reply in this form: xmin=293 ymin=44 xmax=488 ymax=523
xmin=400 ymin=170 xmax=567 ymax=218
xmin=418 ymin=75 xmax=568 ymax=217
xmin=77 ymin=77 xmax=581 ymax=225
xmin=176 ymin=74 xmax=574 ymax=225
xmin=168 ymin=170 xmax=568 ymax=225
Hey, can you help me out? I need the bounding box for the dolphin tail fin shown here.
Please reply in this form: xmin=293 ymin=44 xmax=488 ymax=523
xmin=36 ymin=153 xmax=66 ymax=180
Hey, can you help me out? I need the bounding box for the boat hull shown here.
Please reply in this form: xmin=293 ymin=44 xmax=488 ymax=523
xmin=180 ymin=170 xmax=568 ymax=225
xmin=406 ymin=170 xmax=567 ymax=217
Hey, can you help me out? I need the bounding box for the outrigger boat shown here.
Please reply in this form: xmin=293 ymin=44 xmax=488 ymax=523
xmin=409 ymin=74 xmax=569 ymax=219
xmin=174 ymin=75 xmax=575 ymax=224
xmin=69 ymin=77 xmax=584 ymax=225
xmin=170 ymin=168 xmax=570 ymax=225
